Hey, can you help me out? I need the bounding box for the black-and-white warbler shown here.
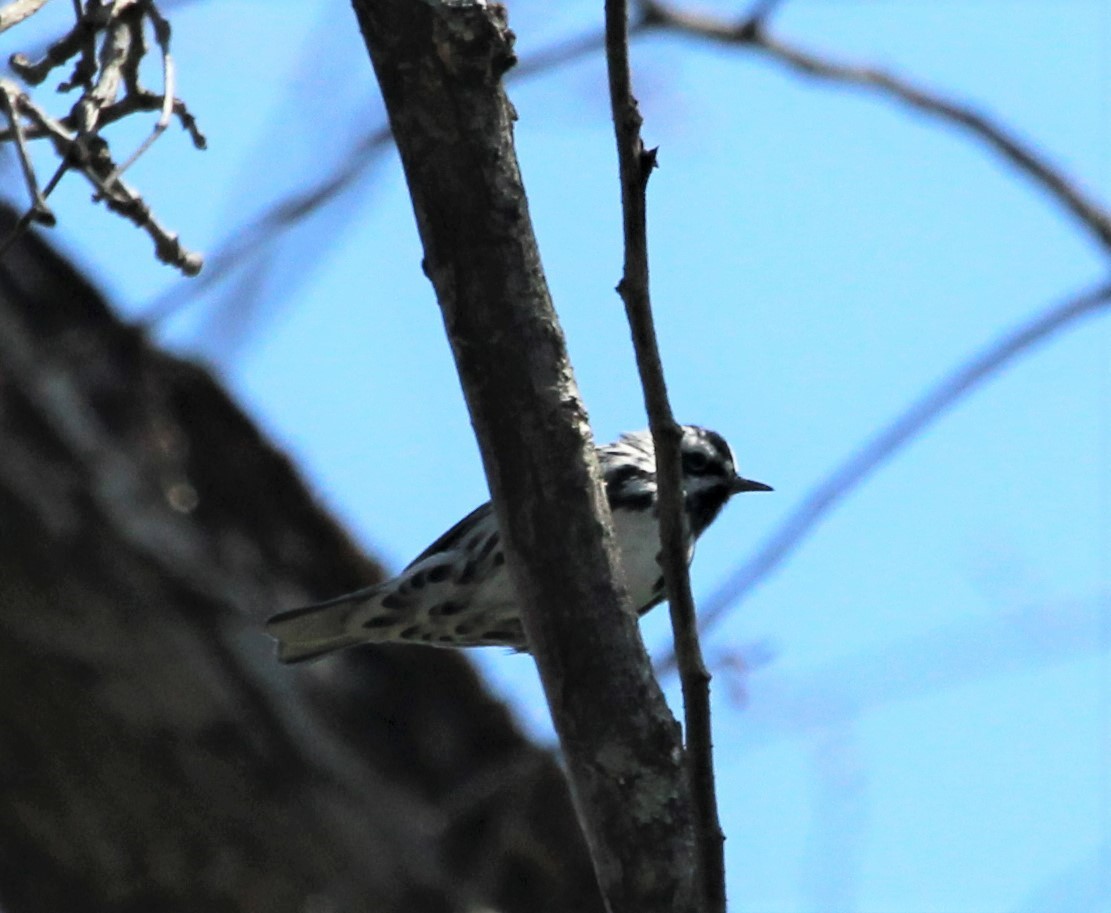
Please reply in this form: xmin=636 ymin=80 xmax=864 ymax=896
xmin=266 ymin=425 xmax=770 ymax=662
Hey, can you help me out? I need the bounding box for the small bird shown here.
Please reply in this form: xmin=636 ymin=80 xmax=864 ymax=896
xmin=266 ymin=425 xmax=771 ymax=662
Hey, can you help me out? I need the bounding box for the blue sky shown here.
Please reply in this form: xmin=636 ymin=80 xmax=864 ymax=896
xmin=8 ymin=1 xmax=1110 ymax=910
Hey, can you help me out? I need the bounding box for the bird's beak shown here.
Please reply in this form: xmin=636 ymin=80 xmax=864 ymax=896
xmin=732 ymin=475 xmax=773 ymax=494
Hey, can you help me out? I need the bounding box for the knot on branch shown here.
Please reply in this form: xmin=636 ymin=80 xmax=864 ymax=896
xmin=434 ymin=2 xmax=518 ymax=84
xmin=638 ymin=145 xmax=659 ymax=188
xmin=735 ymin=15 xmax=764 ymax=43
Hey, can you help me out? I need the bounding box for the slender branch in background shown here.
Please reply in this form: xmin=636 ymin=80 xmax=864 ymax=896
xmin=638 ymin=0 xmax=1111 ymax=255
xmin=142 ymin=0 xmax=1111 ymax=351
xmin=139 ymin=125 xmax=394 ymax=327
xmin=605 ymin=0 xmax=725 ymax=908
xmin=656 ymin=279 xmax=1111 ymax=674
xmin=139 ymin=23 xmax=626 ymax=326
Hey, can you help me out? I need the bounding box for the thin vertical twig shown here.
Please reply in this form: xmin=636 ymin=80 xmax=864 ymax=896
xmin=0 ymin=84 xmax=54 ymax=226
xmin=604 ymin=0 xmax=726 ymax=908
xmin=102 ymin=3 xmax=176 ymax=184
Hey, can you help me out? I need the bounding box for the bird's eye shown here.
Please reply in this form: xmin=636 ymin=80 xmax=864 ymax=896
xmin=683 ymin=450 xmax=711 ymax=474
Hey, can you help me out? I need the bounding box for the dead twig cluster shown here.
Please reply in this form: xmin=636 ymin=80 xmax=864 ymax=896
xmin=0 ymin=0 xmax=205 ymax=274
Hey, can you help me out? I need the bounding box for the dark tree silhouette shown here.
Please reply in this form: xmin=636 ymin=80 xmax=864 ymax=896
xmin=0 ymin=204 xmax=604 ymax=913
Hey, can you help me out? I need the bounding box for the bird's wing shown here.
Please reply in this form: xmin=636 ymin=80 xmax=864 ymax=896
xmin=404 ymin=501 xmax=494 ymax=569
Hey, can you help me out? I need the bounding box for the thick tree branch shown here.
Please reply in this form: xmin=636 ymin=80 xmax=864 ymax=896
xmin=349 ymin=2 xmax=699 ymax=910
xmin=604 ymin=0 xmax=724 ymax=909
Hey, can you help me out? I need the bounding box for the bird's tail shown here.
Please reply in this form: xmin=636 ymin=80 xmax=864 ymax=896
xmin=265 ymin=586 xmax=381 ymax=664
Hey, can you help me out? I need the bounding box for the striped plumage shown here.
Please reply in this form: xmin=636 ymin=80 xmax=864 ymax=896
xmin=266 ymin=425 xmax=770 ymax=662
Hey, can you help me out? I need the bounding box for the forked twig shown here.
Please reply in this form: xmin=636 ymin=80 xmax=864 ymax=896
xmin=2 ymin=0 xmax=205 ymax=274
xmin=10 ymin=84 xmax=202 ymax=274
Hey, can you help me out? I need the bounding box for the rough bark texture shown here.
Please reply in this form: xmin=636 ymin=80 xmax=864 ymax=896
xmin=350 ymin=3 xmax=698 ymax=910
xmin=0 ymin=205 xmax=604 ymax=913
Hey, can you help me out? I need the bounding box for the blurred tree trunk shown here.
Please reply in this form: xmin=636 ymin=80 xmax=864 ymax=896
xmin=0 ymin=206 xmax=603 ymax=913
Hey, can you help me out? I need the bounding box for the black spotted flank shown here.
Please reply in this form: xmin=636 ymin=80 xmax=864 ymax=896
xmin=428 ymin=564 xmax=451 ymax=584
xmin=478 ymin=533 xmax=500 ymax=561
xmin=399 ymin=625 xmax=422 ymax=639
xmin=381 ymin=593 xmax=403 ymax=610
xmin=456 ymin=562 xmax=477 ymax=584
xmin=409 ymin=571 xmax=426 ymax=590
xmin=430 ymin=601 xmax=465 ymax=617
xmin=492 ymin=552 xmax=505 ymax=567
xmin=363 ymin=615 xmax=395 ymax=629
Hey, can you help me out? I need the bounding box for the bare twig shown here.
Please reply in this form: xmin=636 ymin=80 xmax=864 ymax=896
xmin=137 ymin=23 xmax=616 ymax=328
xmin=605 ymin=0 xmax=725 ymax=909
xmin=0 ymin=0 xmax=48 ymax=34
xmin=0 ymin=91 xmax=205 ymax=146
xmin=9 ymin=7 xmax=98 ymax=86
xmin=101 ymin=4 xmax=176 ymax=184
xmin=0 ymin=83 xmax=54 ymax=226
xmin=638 ymin=0 xmax=1111 ymax=254
xmin=11 ymin=85 xmax=202 ymax=274
xmin=71 ymin=0 xmax=137 ymax=132
xmin=656 ymin=280 xmax=1111 ymax=673
xmin=2 ymin=0 xmax=204 ymax=273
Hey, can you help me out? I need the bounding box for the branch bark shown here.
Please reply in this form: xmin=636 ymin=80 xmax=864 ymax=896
xmin=349 ymin=1 xmax=699 ymax=910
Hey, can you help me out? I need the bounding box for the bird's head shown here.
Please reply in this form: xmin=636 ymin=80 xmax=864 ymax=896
xmin=679 ymin=425 xmax=772 ymax=535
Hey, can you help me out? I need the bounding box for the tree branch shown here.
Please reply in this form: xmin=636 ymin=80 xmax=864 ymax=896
xmin=639 ymin=0 xmax=1111 ymax=254
xmin=657 ymin=278 xmax=1111 ymax=670
xmin=604 ymin=0 xmax=724 ymax=908
xmin=349 ymin=2 xmax=699 ymax=910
